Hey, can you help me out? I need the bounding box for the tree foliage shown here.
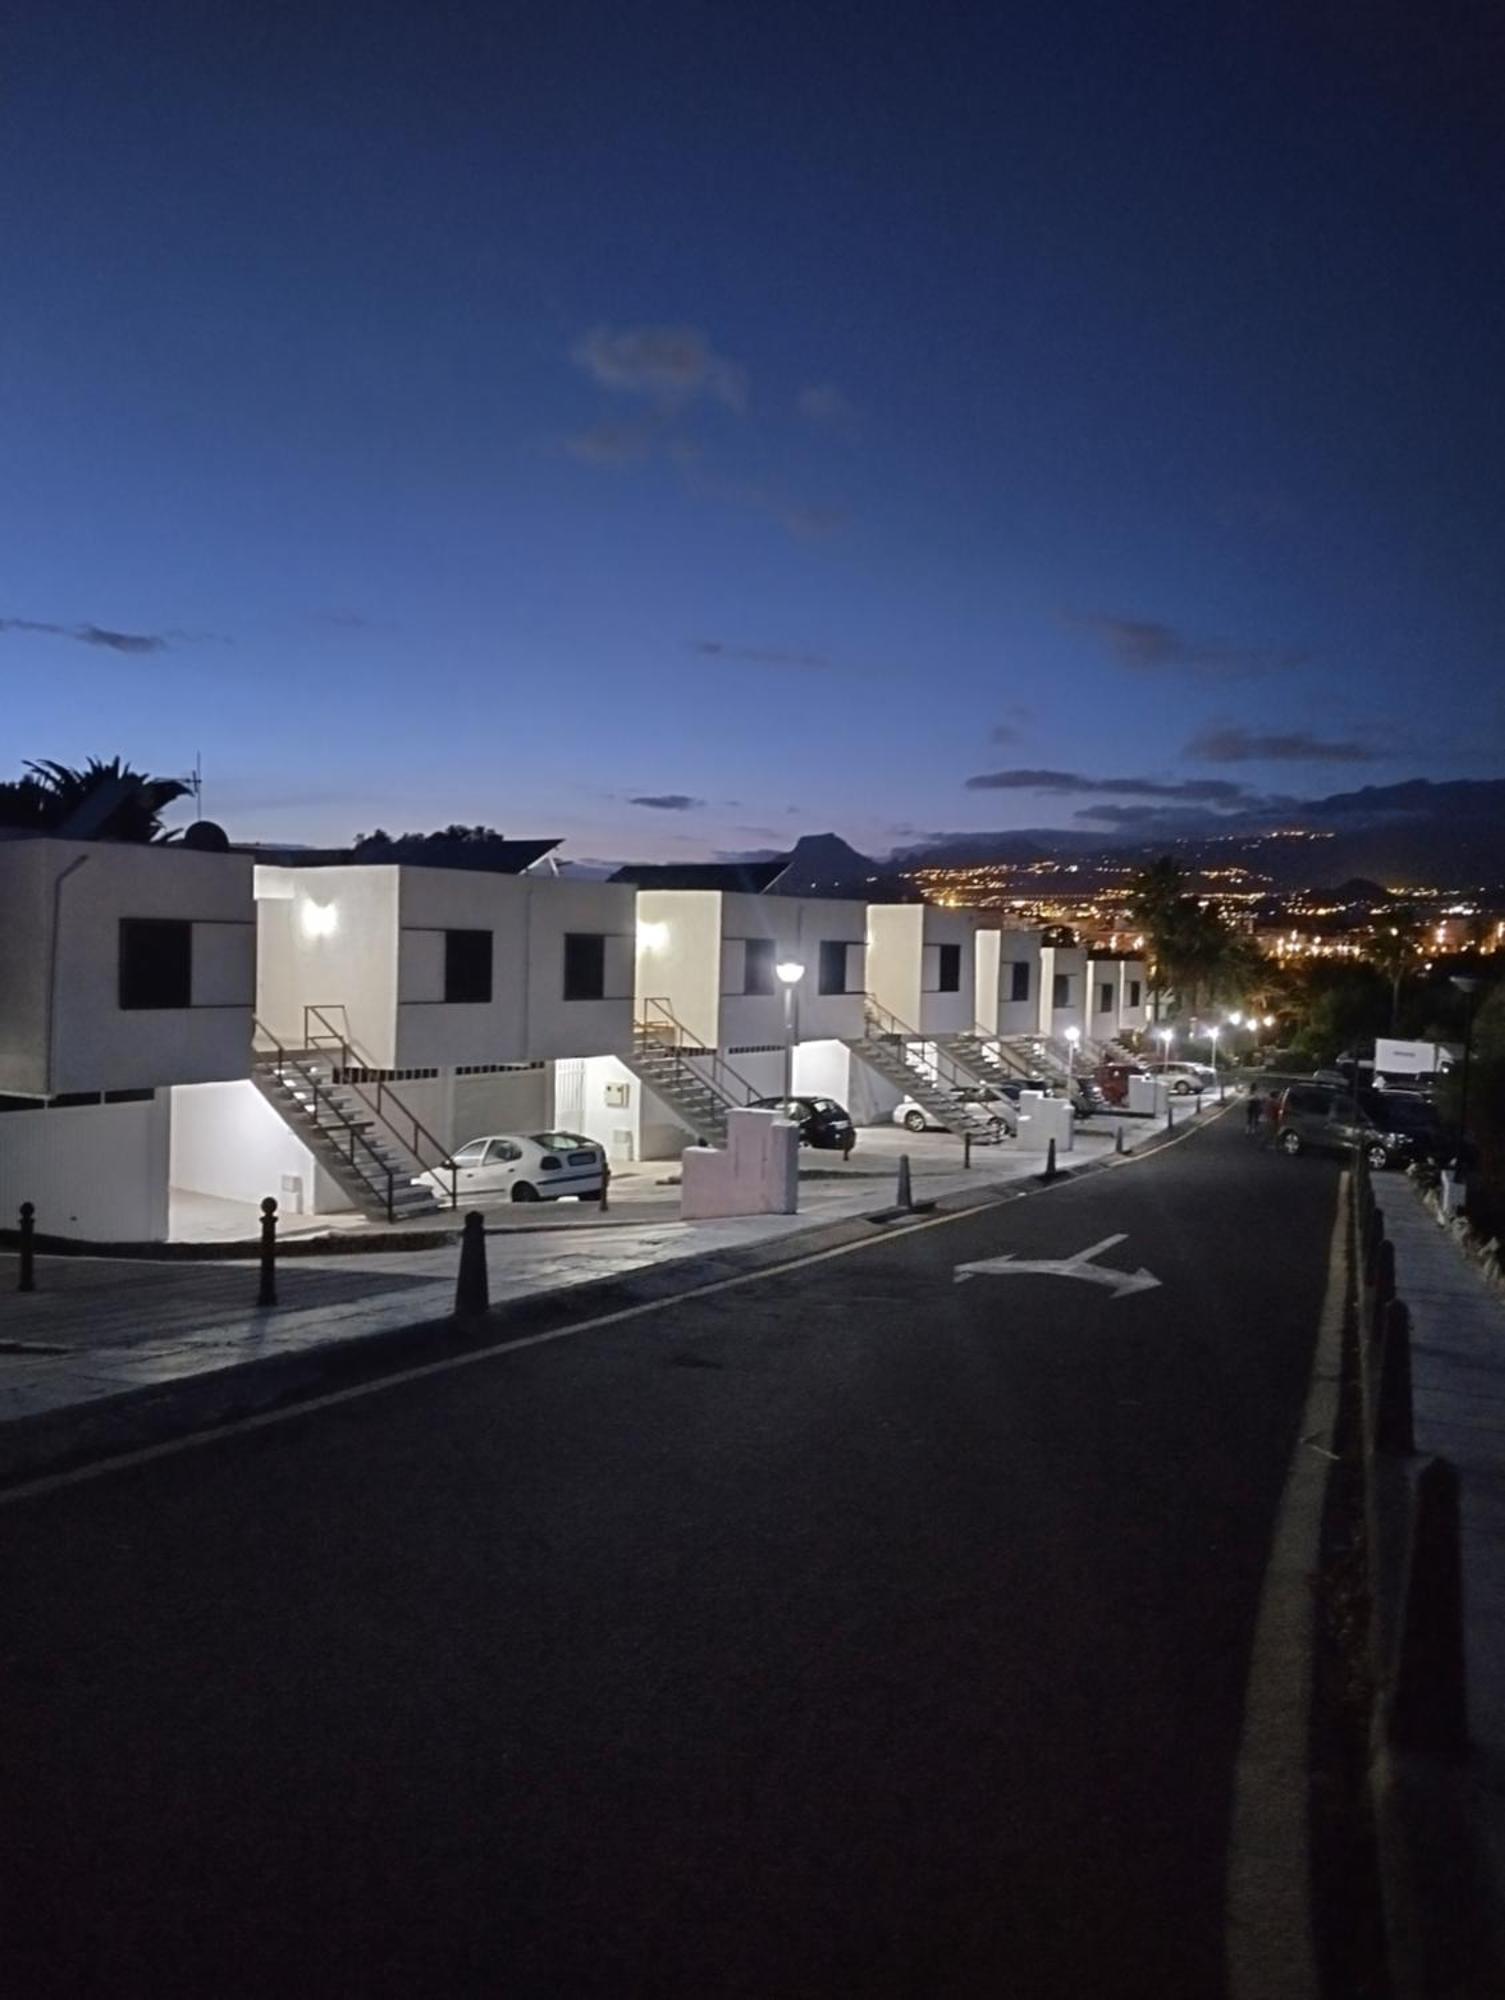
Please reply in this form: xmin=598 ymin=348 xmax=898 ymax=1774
xmin=0 ymin=757 xmax=189 ymax=841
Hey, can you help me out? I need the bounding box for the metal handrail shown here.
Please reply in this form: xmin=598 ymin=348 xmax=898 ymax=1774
xmin=861 ymin=996 xmax=1002 ymax=1126
xmin=302 ymin=1003 xmax=459 ymax=1209
xmin=634 ymin=997 xmax=763 ymax=1118
xmin=253 ymin=1017 xmax=398 ymax=1222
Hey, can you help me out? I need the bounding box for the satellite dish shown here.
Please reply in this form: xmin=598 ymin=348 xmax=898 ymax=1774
xmin=181 ymin=819 xmax=230 ymax=852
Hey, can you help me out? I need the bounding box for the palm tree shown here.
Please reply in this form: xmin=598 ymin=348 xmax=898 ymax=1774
xmin=2 ymin=757 xmax=190 ymax=841
xmin=1368 ymin=926 xmax=1416 ymax=1032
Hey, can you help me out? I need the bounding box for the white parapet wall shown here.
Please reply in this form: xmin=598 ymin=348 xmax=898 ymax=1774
xmin=1014 ymin=1091 xmax=1074 ymax=1154
xmin=168 ymin=1080 xmax=350 ymax=1217
xmin=0 ymin=1094 xmax=172 ymax=1241
xmin=680 ymin=1108 xmax=799 ymax=1219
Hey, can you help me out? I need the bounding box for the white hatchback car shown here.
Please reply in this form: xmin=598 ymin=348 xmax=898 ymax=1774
xmin=1157 ymin=1062 xmax=1217 ymax=1096
xmin=418 ymin=1132 xmax=606 ymax=1204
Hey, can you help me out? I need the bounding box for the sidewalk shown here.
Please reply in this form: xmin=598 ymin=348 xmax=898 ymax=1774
xmin=0 ymin=1105 xmax=1204 ymax=1471
xmin=1380 ymin=1178 xmax=1505 ymax=1887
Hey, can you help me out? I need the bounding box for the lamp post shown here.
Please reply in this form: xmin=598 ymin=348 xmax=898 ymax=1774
xmin=776 ymin=960 xmax=805 ymax=1101
xmin=1451 ymin=975 xmax=1483 ymax=1168
xmin=1065 ymin=1024 xmax=1081 ymax=1097
xmin=1158 ymin=1026 xmax=1174 ymax=1072
xmin=1207 ymin=1024 xmax=1222 ymax=1102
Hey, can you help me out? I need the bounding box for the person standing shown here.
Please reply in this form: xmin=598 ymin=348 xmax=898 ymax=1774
xmin=1245 ymin=1088 xmax=1264 ymax=1136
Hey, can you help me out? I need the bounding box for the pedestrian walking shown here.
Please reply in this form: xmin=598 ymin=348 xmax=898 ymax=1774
xmin=1245 ymin=1089 xmax=1263 ymax=1136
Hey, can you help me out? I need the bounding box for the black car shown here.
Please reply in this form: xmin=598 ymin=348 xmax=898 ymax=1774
xmin=1359 ymin=1087 xmax=1445 ymax=1162
xmin=1275 ymin=1084 xmax=1414 ymax=1171
xmin=751 ymin=1095 xmax=856 ymax=1151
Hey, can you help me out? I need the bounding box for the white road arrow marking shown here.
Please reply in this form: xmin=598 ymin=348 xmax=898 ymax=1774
xmin=953 ymin=1232 xmax=1161 ymax=1301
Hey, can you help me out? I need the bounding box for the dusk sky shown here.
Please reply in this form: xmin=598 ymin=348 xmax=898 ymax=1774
xmin=4 ymin=1 xmax=1502 ymax=864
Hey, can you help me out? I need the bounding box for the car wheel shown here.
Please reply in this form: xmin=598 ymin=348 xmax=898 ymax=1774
xmin=1278 ymin=1130 xmax=1303 ymax=1156
xmin=1365 ymin=1142 xmax=1390 ymax=1171
xmin=904 ymin=1110 xmax=927 ymax=1133
xmin=511 ymin=1182 xmax=540 ymax=1202
xmin=1173 ymin=1079 xmax=1193 ymax=1095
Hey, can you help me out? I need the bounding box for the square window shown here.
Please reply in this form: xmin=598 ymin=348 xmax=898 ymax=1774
xmin=818 ymin=940 xmax=850 ymax=995
xmin=1129 ymin=980 xmax=1141 ymax=1007
xmin=1009 ymin=961 xmax=1030 ymax=1003
xmin=119 ymin=918 xmax=192 ymax=1010
xmin=744 ymin=937 xmax=777 ymax=996
xmin=937 ymin=943 xmax=961 ymax=992
xmin=444 ymin=929 xmax=493 ymax=1004
xmin=1098 ymin=982 xmax=1114 ymax=1013
xmin=1052 ymin=972 xmax=1070 ymax=1009
xmin=564 ymin=932 xmax=606 ymax=1001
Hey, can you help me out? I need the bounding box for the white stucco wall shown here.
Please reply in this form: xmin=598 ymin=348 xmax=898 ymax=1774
xmin=865 ymin=905 xmax=924 ymax=1027
xmin=995 ymin=929 xmax=1043 ymax=1037
xmin=1039 ymin=944 xmax=1087 ymax=1039
xmin=867 ymin=905 xmax=976 ymax=1037
xmin=0 ymin=1094 xmax=171 ymax=1241
xmin=168 ymin=1080 xmax=347 ymax=1215
xmin=0 ymin=839 xmax=255 ymax=1098
xmin=255 ymin=865 xmax=400 ymax=1063
xmin=635 ymin=889 xmax=722 ymax=1047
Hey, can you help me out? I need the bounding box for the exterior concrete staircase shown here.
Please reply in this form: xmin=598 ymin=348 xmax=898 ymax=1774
xmin=252 ymin=1023 xmax=446 ymax=1223
xmin=619 ymin=999 xmax=759 ymax=1147
xmin=1002 ymin=1034 xmax=1069 ymax=1083
xmin=846 ymin=1000 xmax=1007 ymax=1142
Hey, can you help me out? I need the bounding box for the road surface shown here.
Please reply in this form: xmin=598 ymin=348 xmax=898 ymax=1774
xmin=0 ymin=1114 xmax=1340 ymax=1997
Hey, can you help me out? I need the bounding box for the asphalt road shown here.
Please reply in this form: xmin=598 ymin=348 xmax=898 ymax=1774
xmin=0 ymin=1115 xmax=1341 ymax=1998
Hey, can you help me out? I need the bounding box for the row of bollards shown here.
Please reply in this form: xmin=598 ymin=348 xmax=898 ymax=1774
xmin=1353 ymin=1157 xmax=1467 ymax=1756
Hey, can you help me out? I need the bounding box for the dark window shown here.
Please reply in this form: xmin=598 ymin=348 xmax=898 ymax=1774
xmin=444 ymin=929 xmax=493 ymax=1004
xmin=1129 ymin=980 xmax=1141 ymax=1007
xmin=937 ymin=943 xmax=961 ymax=992
xmin=744 ymin=937 xmax=777 ymax=996
xmin=1098 ymin=981 xmax=1114 ymax=1014
xmin=564 ymin=932 xmax=606 ymax=1001
xmin=119 ymin=918 xmax=192 ymax=1010
xmin=1009 ymin=961 xmax=1030 ymax=1003
xmin=818 ymin=940 xmax=851 ymax=995
xmin=1052 ymin=972 xmax=1070 ymax=1009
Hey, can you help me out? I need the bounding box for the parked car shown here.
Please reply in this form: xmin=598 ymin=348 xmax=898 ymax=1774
xmin=1156 ymin=1061 xmax=1216 ymax=1096
xmin=751 ymin=1095 xmax=856 ymax=1150
xmin=1067 ymin=1074 xmax=1109 ymax=1117
xmin=1358 ymin=1087 xmax=1445 ymax=1162
xmin=892 ymin=1086 xmax=1007 ymax=1134
xmin=1274 ymin=1086 xmax=1414 ymax=1170
xmin=418 ymin=1131 xmax=606 ymax=1203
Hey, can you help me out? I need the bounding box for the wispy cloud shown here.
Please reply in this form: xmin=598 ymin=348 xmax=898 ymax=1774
xmin=964 ymin=767 xmax=1253 ymax=805
xmin=1185 ymin=725 xmax=1380 ymax=764
xmin=630 ymin=793 xmax=705 ymax=812
xmin=1 ymin=615 xmax=172 ymax=654
xmin=572 ymin=325 xmax=748 ymax=414
xmin=990 ymin=722 xmax=1023 ymax=745
xmin=563 ymin=421 xmax=657 ymax=466
xmin=1071 ymin=614 xmax=1307 ymax=679
xmin=692 ymin=639 xmax=833 ymax=672
xmin=797 ymin=383 xmax=859 ymax=434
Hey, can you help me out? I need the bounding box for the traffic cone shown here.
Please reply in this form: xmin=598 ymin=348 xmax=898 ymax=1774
xmin=1043 ymin=1136 xmax=1058 ymax=1182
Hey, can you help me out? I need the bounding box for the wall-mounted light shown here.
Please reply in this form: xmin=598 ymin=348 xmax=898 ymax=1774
xmin=637 ymin=920 xmax=669 ymax=953
xmin=300 ymin=900 xmax=338 ymax=939
xmin=776 ymin=960 xmax=806 ymax=986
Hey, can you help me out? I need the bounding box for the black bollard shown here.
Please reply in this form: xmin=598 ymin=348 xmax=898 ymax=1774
xmin=18 ymin=1201 xmax=36 ymax=1293
xmin=1390 ymin=1457 xmax=1468 ymax=1755
xmin=963 ymin=1131 xmax=973 ymax=1170
xmin=599 ymin=1160 xmax=611 ymax=1211
xmin=895 ymin=1154 xmax=914 ymax=1211
xmin=1043 ymin=1136 xmax=1058 ymax=1182
xmin=1115 ymin=1123 xmax=1125 ymax=1155
xmin=257 ymin=1196 xmax=278 ymax=1307
xmin=455 ymin=1211 xmax=490 ymax=1321
xmin=1166 ymin=1098 xmax=1175 ymax=1132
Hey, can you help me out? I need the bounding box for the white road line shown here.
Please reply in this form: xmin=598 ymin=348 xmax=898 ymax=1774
xmin=0 ymin=1103 xmax=1231 ymax=1507
xmin=1223 ymin=1170 xmax=1348 ymax=2000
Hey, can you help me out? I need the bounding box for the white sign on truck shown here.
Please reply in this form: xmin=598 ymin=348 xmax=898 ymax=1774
xmin=1374 ymin=1037 xmax=1453 ymax=1078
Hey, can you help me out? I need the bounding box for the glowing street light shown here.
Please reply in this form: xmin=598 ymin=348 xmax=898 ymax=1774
xmin=1065 ymin=1022 xmax=1081 ymax=1082
xmin=776 ymin=960 xmax=805 ymax=1099
xmin=1157 ymin=1026 xmax=1174 ymax=1071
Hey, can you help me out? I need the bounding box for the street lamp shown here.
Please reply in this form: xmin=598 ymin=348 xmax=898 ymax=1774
xmin=1206 ymin=1024 xmax=1223 ymax=1102
xmin=1227 ymin=1011 xmax=1243 ymax=1028
xmin=1065 ymin=1023 xmax=1081 ymax=1085
xmin=1451 ymin=974 xmax=1483 ymax=1171
xmin=1157 ymin=1026 xmax=1174 ymax=1071
xmin=776 ymin=960 xmax=805 ymax=1100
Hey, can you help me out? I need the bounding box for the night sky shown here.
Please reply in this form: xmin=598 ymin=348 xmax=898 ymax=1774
xmin=4 ymin=1 xmax=1502 ymax=862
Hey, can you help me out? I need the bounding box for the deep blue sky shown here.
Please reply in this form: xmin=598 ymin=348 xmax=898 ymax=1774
xmin=3 ymin=0 xmax=1502 ymax=861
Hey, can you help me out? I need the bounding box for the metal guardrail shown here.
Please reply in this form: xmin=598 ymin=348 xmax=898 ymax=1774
xmin=253 ymin=1017 xmax=398 ymax=1222
xmin=634 ymin=998 xmax=762 ymax=1118
xmin=303 ymin=1004 xmax=459 ymax=1209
